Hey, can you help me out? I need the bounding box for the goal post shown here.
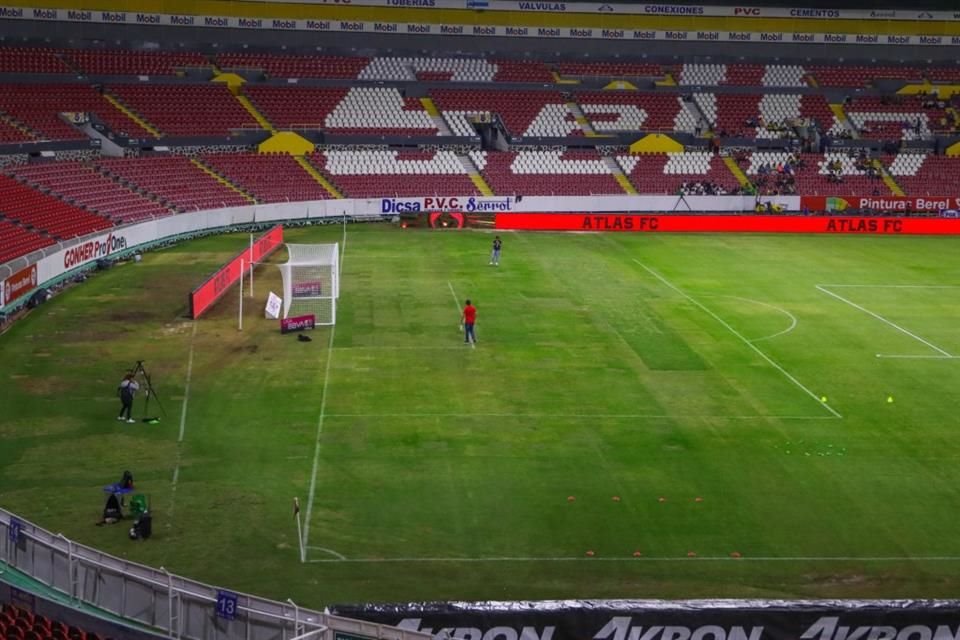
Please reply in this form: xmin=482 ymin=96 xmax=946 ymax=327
xmin=278 ymin=243 xmax=339 ymax=325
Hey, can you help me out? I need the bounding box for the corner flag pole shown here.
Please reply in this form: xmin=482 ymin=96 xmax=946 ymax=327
xmin=294 ymin=497 xmax=305 ymax=562
xmin=239 ymin=259 xmax=244 ymax=331
xmin=249 ymin=233 xmax=255 ymax=299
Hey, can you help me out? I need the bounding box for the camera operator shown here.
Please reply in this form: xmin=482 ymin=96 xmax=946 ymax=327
xmin=117 ymin=371 xmax=140 ymax=424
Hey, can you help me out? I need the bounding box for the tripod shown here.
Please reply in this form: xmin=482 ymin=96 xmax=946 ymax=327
xmin=132 ymin=360 xmax=165 ymax=422
xmin=672 ymin=193 xmax=693 ymax=213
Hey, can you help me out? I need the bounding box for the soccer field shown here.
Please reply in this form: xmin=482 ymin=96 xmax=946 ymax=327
xmin=3 ymin=224 xmax=960 ymax=606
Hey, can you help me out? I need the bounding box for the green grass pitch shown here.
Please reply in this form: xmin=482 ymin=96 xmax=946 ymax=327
xmin=3 ymin=224 xmax=960 ymax=606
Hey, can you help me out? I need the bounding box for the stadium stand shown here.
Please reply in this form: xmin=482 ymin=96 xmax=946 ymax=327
xmin=10 ymin=161 xmax=173 ymax=223
xmin=478 ymin=149 xmax=625 ymax=196
xmin=490 ymin=59 xmax=554 ymax=83
xmin=0 ymin=46 xmax=71 ymax=74
xmin=95 ymin=155 xmax=250 ymax=211
xmin=838 ymin=96 xmax=953 ymax=140
xmin=575 ymin=91 xmax=700 ymax=134
xmin=107 ymin=84 xmax=253 ymax=137
xmin=0 ymin=174 xmax=113 ymax=239
xmin=555 ymin=61 xmax=663 ymax=79
xmin=63 ymin=49 xmax=208 ymax=76
xmin=617 ymin=152 xmax=741 ymax=195
xmin=0 ymin=83 xmax=153 ymax=140
xmin=200 ymin=152 xmax=335 ymax=202
xmin=0 ymin=602 xmax=112 ymax=640
xmin=245 ymin=86 xmax=437 ymax=135
xmin=744 ymin=151 xmax=890 ymax=197
xmin=0 ymin=219 xmax=54 ymax=264
xmin=217 ymin=53 xmax=369 ymax=79
xmin=431 ymin=88 xmax=568 ymax=137
xmin=312 ymin=149 xmax=479 ymax=197
xmin=884 ymin=153 xmax=960 ymax=196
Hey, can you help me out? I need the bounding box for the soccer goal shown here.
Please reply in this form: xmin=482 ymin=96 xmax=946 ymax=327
xmin=277 ymin=243 xmax=340 ymax=325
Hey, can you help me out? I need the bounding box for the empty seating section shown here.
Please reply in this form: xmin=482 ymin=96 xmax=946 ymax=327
xmin=313 ymin=149 xmax=478 ymax=197
xmin=617 ymin=152 xmax=739 ymax=194
xmin=713 ymin=94 xmax=762 ymax=137
xmin=0 ymin=219 xmax=54 ymax=263
xmin=431 ymin=89 xmax=566 ymax=136
xmin=360 ymin=57 xmax=497 ymax=82
xmin=842 ymin=97 xmax=951 ymax=140
xmin=217 ymin=53 xmax=368 ymax=79
xmin=0 ymin=603 xmax=111 ymax=640
xmin=0 ymin=84 xmax=150 ymax=140
xmin=64 ymin=50 xmax=208 ymax=76
xmin=761 ymin=65 xmax=808 ymax=87
xmin=0 ymin=174 xmax=112 ymax=239
xmin=0 ymin=47 xmax=71 ymax=74
xmin=249 ymin=86 xmax=436 ymax=135
xmin=323 ymin=87 xmax=436 ymax=135
xmin=491 ymin=60 xmax=553 ymax=83
xmin=746 ymin=152 xmax=887 ymax=196
xmin=108 ymin=84 xmax=253 ymax=137
xmin=722 ymin=64 xmax=765 ymax=86
xmin=97 ymin=155 xmax=249 ymax=211
xmin=11 ymin=161 xmax=171 ymax=223
xmin=480 ymin=149 xmax=623 ymax=196
xmin=245 ymin=86 xmax=347 ymax=130
xmin=885 ymin=154 xmax=960 ymax=196
xmin=678 ymin=63 xmax=727 ymax=86
xmin=575 ymin=91 xmax=696 ymax=133
xmin=0 ymin=119 xmax=35 ymax=143
xmin=804 ymin=65 xmax=960 ymax=87
xmin=556 ymin=61 xmax=663 ymax=78
xmin=201 ymin=152 xmax=334 ymax=202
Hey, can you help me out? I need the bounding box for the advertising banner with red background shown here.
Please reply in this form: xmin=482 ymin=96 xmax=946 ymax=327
xmin=189 ymin=224 xmax=284 ymax=319
xmin=801 ymin=196 xmax=960 ymax=214
xmin=1 ymin=264 xmax=38 ymax=305
xmin=496 ymin=213 xmax=960 ymax=235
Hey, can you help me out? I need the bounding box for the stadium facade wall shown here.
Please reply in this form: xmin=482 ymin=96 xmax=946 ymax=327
xmin=4 ymin=2 xmax=960 ymax=61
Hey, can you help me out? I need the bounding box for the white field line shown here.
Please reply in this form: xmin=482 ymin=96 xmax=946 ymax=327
xmin=306 ymin=546 xmax=348 ymax=560
xmin=876 ymin=354 xmax=960 ymax=360
xmin=303 ymin=323 xmax=336 ymax=553
xmin=815 ymin=285 xmax=953 ymax=358
xmin=636 ymin=261 xmax=841 ymax=419
xmin=303 ymin=235 xmax=348 ymax=555
xmin=323 ymin=412 xmax=836 ymax=420
xmin=305 ymin=555 xmax=960 ymax=564
xmin=699 ymin=294 xmax=798 ymax=343
xmin=448 ymin=281 xmax=474 ymax=348
xmin=819 ymin=284 xmax=960 ymax=289
xmin=169 ymin=322 xmax=198 ymax=520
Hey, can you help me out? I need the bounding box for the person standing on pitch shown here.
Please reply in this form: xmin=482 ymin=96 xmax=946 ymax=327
xmin=117 ymin=371 xmax=140 ymax=424
xmin=489 ymin=236 xmax=502 ymax=266
xmin=462 ymin=299 xmax=477 ymax=345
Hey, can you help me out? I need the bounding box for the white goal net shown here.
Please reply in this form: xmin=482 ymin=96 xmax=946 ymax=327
xmin=277 ymin=243 xmax=340 ymax=325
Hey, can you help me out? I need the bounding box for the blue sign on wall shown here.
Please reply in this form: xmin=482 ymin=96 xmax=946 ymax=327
xmin=216 ymin=590 xmax=239 ymax=621
xmin=8 ymin=518 xmax=21 ymax=543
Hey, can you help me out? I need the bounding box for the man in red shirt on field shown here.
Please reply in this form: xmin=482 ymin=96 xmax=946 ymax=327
xmin=461 ymin=299 xmax=477 ymax=345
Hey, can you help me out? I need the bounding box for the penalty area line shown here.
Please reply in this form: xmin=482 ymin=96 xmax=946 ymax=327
xmin=303 ymin=323 xmax=336 ymax=554
xmin=448 ymin=281 xmax=474 ymax=349
xmin=635 ymin=261 xmax=841 ymax=419
xmin=169 ymin=321 xmax=198 ymax=522
xmin=303 ymin=231 xmax=348 ymax=557
xmin=816 ymin=285 xmax=954 ymax=358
